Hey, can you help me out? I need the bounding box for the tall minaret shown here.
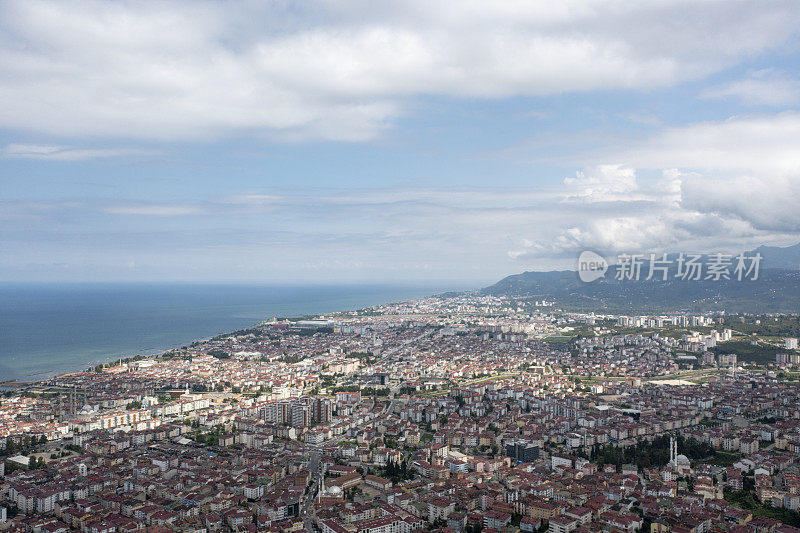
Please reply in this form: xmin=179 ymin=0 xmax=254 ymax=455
xmin=669 ymin=436 xmax=676 ymax=466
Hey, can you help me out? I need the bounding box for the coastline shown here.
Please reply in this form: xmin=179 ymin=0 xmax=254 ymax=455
xmin=0 ymin=283 xmax=452 ymax=383
xmin=11 ymin=336 xmax=215 ymax=384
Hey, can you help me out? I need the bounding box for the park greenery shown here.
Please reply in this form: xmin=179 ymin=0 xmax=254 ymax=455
xmin=725 ymin=487 xmax=800 ymax=527
xmin=587 ymin=435 xmax=715 ymax=470
xmin=378 ymin=457 xmax=414 ymax=484
xmin=711 ymin=341 xmax=783 ymax=365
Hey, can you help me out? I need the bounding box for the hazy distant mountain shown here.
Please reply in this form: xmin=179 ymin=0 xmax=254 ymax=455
xmin=753 ymin=242 xmax=800 ymax=270
xmin=482 ymin=242 xmax=800 ymax=313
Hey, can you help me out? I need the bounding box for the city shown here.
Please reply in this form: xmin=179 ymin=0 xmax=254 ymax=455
xmin=3 ymin=295 xmax=800 ymax=533
xmin=3 ymin=1 xmax=800 ymax=533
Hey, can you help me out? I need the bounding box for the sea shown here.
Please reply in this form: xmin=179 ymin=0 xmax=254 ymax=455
xmin=0 ymin=283 xmax=456 ymax=381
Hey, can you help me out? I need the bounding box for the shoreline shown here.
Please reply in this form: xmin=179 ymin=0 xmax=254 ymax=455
xmin=0 ymin=283 xmax=451 ymax=385
xmin=5 ymin=342 xmax=197 ymax=385
xmin=3 ymin=333 xmax=226 ymax=386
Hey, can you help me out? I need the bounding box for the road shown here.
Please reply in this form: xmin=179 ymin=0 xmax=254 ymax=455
xmin=380 ymin=328 xmax=436 ymax=362
xmin=301 ymin=328 xmax=430 ymax=531
xmin=302 ymin=446 xmax=321 ymax=530
xmin=301 ymin=394 xmax=396 ymax=531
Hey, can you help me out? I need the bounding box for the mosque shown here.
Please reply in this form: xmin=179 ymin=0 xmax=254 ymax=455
xmin=668 ymin=435 xmax=692 ymax=476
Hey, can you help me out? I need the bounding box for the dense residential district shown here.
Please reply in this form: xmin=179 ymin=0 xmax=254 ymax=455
xmin=6 ymin=295 xmax=800 ymax=533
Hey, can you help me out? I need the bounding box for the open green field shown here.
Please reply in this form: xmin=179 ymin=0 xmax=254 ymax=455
xmin=543 ymin=335 xmax=573 ymax=343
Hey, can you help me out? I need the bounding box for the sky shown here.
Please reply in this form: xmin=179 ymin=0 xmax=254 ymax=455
xmin=1 ymin=0 xmax=800 ymax=285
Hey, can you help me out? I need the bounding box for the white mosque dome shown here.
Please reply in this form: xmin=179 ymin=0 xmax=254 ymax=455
xmin=676 ymin=454 xmax=690 ymax=465
xmin=328 ymin=485 xmax=342 ymax=495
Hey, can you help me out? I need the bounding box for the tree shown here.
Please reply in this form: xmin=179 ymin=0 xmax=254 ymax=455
xmin=5 ymin=439 xmax=17 ymax=455
xmin=208 ymin=349 xmax=230 ymax=359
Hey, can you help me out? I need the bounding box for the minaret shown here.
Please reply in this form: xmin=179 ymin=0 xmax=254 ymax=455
xmin=669 ymin=436 xmax=676 ymax=466
xmin=674 ymin=437 xmax=678 ymax=464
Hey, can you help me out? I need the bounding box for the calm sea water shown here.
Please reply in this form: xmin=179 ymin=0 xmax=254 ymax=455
xmin=0 ymin=283 xmax=450 ymax=381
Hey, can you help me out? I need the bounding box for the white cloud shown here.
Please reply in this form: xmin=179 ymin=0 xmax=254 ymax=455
xmin=4 ymin=172 xmax=800 ymax=281
xmin=598 ymin=112 xmax=800 ymax=236
xmin=516 ymin=112 xmax=800 ymax=259
xmin=218 ymin=172 xmax=800 ymax=269
xmin=2 ymin=143 xmax=150 ymax=161
xmin=658 ymin=169 xmax=687 ymax=204
xmin=562 ymin=164 xmax=639 ymax=202
xmin=616 ymin=112 xmax=800 ymax=174
xmin=702 ymin=69 xmax=800 ymax=106
xmin=225 ymin=188 xmax=565 ymax=210
xmin=0 ymin=0 xmax=797 ymax=142
xmin=225 ymin=194 xmax=282 ymax=207
xmin=681 ymin=173 xmax=800 ymax=232
xmin=554 ymin=216 xmax=681 ymax=254
xmin=5 ymin=112 xmax=800 ymax=278
xmin=103 ymin=205 xmax=200 ymax=216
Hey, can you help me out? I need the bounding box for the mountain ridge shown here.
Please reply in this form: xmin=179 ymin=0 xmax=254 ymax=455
xmin=481 ymin=242 xmax=800 ymax=313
